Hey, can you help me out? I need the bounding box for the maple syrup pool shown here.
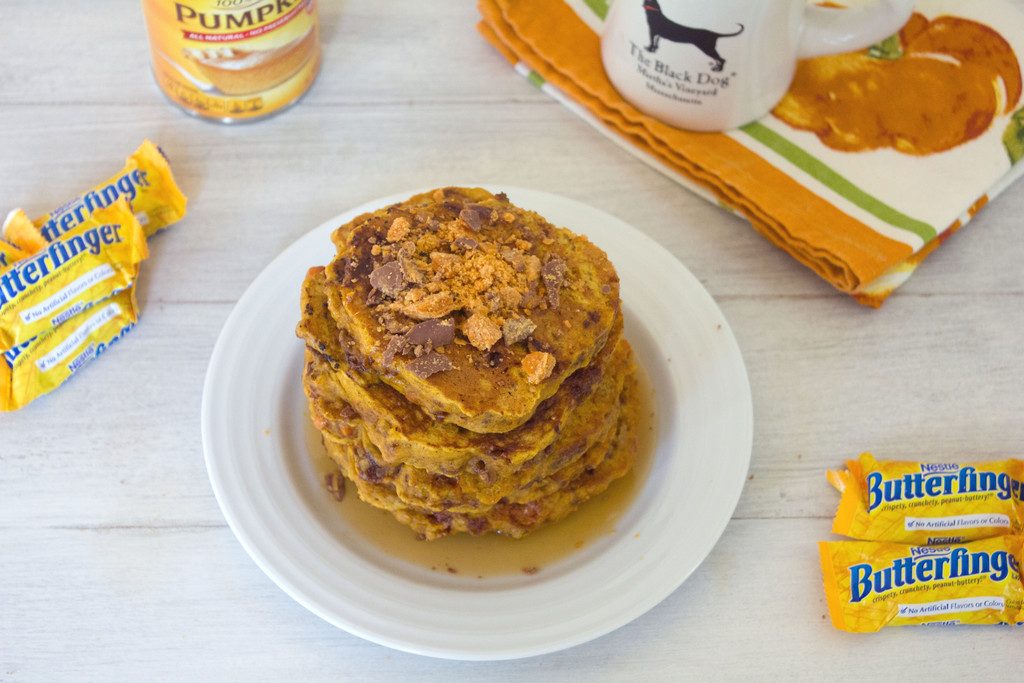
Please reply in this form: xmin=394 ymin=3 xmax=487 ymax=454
xmin=304 ymin=366 xmax=656 ymax=578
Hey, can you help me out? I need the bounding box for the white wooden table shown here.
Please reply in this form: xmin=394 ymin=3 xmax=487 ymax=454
xmin=2 ymin=1 xmax=1021 ymax=679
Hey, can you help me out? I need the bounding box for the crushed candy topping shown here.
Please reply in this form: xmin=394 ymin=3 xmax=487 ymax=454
xmin=407 ymin=351 xmax=453 ymax=378
xmin=404 ymin=318 xmax=455 ymax=348
xmin=502 ymin=317 xmax=536 ymax=345
xmin=354 ymin=190 xmax=582 ymax=381
xmin=369 ymin=261 xmax=405 ymax=298
xmin=541 ymin=257 xmax=567 ymax=309
xmin=462 ymin=312 xmax=502 ymax=351
xmin=522 ymin=351 xmax=556 ymax=384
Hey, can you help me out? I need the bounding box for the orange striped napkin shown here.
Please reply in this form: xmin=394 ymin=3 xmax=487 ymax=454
xmin=478 ymin=0 xmax=1024 ymax=306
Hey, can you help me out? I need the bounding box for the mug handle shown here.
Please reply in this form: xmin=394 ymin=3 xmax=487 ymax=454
xmin=798 ymin=0 xmax=916 ymax=58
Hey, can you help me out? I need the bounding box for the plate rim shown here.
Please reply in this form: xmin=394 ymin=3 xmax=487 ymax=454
xmin=201 ymin=185 xmax=753 ymax=660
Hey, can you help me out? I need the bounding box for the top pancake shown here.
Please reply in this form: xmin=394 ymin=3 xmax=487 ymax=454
xmin=298 ymin=265 xmax=625 ymax=476
xmin=323 ymin=187 xmax=621 ymax=433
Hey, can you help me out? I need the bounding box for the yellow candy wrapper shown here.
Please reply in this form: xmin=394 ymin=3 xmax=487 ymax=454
xmin=0 ymin=286 xmax=139 ymax=412
xmin=829 ymin=453 xmax=1024 ymax=544
xmin=0 ymin=239 xmax=27 ymax=271
xmin=0 ymin=198 xmax=148 ymax=350
xmin=820 ymin=536 xmax=1024 ymax=632
xmin=3 ymin=209 xmax=48 ymax=254
xmin=35 ymin=139 xmax=187 ymax=241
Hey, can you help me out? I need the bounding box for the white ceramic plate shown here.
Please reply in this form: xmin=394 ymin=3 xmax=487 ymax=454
xmin=202 ymin=187 xmax=752 ymax=660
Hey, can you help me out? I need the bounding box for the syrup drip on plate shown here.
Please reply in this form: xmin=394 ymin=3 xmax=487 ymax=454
xmin=305 ymin=365 xmax=656 ymax=578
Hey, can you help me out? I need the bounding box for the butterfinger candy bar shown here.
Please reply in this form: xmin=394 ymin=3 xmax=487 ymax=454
xmin=35 ymin=139 xmax=187 ymax=241
xmin=829 ymin=452 xmax=1024 ymax=544
xmin=0 ymin=239 xmax=27 ymax=271
xmin=0 ymin=198 xmax=148 ymax=349
xmin=3 ymin=209 xmax=47 ymax=254
xmin=0 ymin=286 xmax=139 ymax=411
xmin=820 ymin=536 xmax=1024 ymax=632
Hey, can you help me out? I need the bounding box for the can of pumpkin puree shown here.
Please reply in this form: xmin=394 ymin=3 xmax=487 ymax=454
xmin=141 ymin=0 xmax=321 ymax=123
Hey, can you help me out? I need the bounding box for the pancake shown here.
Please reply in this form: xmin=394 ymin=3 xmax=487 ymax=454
xmin=322 ymin=371 xmax=640 ymax=539
xmin=298 ymin=187 xmax=643 ymax=541
xmin=322 ymin=405 xmax=620 ymax=514
xmin=300 ymin=268 xmax=631 ymax=480
xmin=309 ymin=346 xmax=628 ymax=506
xmin=322 ymin=187 xmax=621 ymax=433
xmin=312 ymin=365 xmax=626 ymax=511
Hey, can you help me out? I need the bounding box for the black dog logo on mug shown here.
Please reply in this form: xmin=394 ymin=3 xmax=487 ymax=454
xmin=642 ymin=0 xmax=744 ymax=72
xmin=602 ymin=0 xmax=915 ymax=131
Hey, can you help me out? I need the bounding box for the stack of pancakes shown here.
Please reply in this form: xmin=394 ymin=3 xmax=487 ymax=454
xmin=298 ymin=187 xmax=640 ymax=539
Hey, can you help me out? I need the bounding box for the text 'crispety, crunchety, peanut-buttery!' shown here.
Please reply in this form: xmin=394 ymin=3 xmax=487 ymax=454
xmin=142 ymin=0 xmax=321 ymax=122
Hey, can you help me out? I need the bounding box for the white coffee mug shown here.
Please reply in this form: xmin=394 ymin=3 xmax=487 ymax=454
xmin=601 ymin=0 xmax=915 ymax=131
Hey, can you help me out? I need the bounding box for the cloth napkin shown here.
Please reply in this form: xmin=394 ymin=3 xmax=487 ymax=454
xmin=477 ymin=0 xmax=1024 ymax=306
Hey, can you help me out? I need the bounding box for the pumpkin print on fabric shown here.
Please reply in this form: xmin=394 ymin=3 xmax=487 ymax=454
xmin=774 ymin=13 xmax=1022 ymax=156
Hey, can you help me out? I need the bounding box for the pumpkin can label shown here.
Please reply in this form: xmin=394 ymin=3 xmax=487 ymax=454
xmin=142 ymin=0 xmax=321 ymax=122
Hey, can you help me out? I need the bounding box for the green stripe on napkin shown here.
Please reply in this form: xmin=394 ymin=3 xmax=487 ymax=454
xmin=741 ymin=122 xmax=938 ymax=243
